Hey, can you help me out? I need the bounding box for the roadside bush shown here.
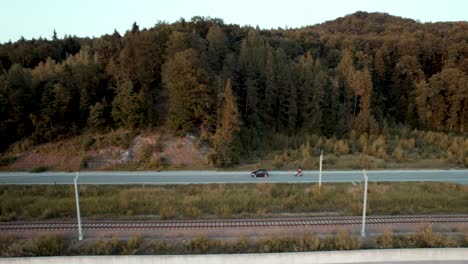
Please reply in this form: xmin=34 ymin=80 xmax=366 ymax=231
xmin=148 ymin=155 xmax=170 ymax=169
xmin=392 ymin=144 xmax=406 ymax=162
xmin=122 ymin=235 xmax=142 ymax=254
xmin=0 ymin=156 xmax=17 ymax=166
xmin=375 ymin=230 xmax=395 ymax=248
xmin=81 ymin=135 xmax=96 ymax=151
xmin=231 ymin=238 xmax=249 ymax=253
xmin=29 ymin=166 xmax=48 ymax=173
xmin=31 ymin=235 xmax=68 ymax=256
xmin=333 ymin=230 xmax=360 ymax=250
xmin=159 ymin=206 xmax=177 ymax=219
xmin=215 ymin=204 xmax=232 ymax=218
xmin=91 ymin=237 xmax=124 ymax=255
xmin=415 ymin=226 xmax=457 ymax=248
xmin=0 ymin=236 xmax=25 ymax=257
xmin=185 ymin=236 xmax=216 ymax=254
xmin=334 ymin=140 xmax=350 ymax=155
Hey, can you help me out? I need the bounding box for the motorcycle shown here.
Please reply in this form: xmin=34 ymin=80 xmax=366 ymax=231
xmin=294 ymin=171 xmax=303 ymax=177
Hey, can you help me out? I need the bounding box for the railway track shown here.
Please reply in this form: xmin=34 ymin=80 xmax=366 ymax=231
xmin=1 ymin=215 xmax=467 ymax=232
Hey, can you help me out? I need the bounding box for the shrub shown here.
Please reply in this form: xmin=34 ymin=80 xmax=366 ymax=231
xmin=31 ymin=235 xmax=68 ymax=256
xmin=334 ymin=230 xmax=360 ymax=250
xmin=29 ymin=166 xmax=48 ymax=173
xmin=148 ymin=155 xmax=170 ymax=169
xmin=159 ymin=206 xmax=177 ymax=219
xmin=370 ymin=136 xmax=387 ymax=159
xmin=185 ymin=236 xmax=214 ymax=254
xmin=215 ymin=204 xmax=232 ymax=218
xmin=184 ymin=206 xmax=202 ymax=218
xmin=232 ymin=238 xmax=249 ymax=253
xmin=375 ymin=230 xmax=395 ymax=248
xmin=122 ymin=235 xmax=142 ymax=254
xmin=415 ymin=226 xmax=457 ymax=248
xmin=80 ymin=156 xmax=91 ymax=169
xmin=272 ymin=154 xmax=284 ymax=169
xmin=0 ymin=156 xmax=17 ymax=166
xmin=91 ymin=237 xmax=125 ymax=255
xmin=334 ymin=140 xmax=350 ymax=155
xmin=392 ymin=144 xmax=405 ymax=162
xmin=81 ymin=136 xmax=96 ymax=151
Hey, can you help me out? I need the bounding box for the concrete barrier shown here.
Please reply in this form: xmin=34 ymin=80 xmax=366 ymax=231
xmin=1 ymin=248 xmax=467 ymax=263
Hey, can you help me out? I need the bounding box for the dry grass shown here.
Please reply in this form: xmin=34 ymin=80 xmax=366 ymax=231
xmin=0 ymin=182 xmax=466 ymax=221
xmin=0 ymin=129 xmax=211 ymax=171
xmin=0 ymin=227 xmax=465 ymax=256
xmin=1 ymin=128 xmax=466 ymax=171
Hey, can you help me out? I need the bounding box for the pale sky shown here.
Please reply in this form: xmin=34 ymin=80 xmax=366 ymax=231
xmin=1 ymin=0 xmax=467 ymax=43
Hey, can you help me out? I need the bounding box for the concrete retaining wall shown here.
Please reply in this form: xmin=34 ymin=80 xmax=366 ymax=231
xmin=1 ymin=248 xmax=467 ymax=263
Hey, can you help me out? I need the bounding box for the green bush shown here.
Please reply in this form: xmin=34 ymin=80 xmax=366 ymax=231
xmin=0 ymin=156 xmax=17 ymax=166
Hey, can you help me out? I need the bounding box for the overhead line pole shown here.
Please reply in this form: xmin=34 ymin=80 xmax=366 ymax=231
xmin=319 ymin=150 xmax=323 ymax=187
xmin=74 ymin=171 xmax=83 ymax=240
xmin=361 ymin=169 xmax=368 ymax=238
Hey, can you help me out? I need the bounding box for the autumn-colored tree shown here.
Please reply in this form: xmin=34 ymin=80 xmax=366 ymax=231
xmin=352 ymin=68 xmax=379 ymax=134
xmin=162 ymin=49 xmax=215 ymax=135
xmin=206 ymin=24 xmax=228 ymax=72
xmin=213 ymin=79 xmax=241 ymax=166
xmin=111 ymin=78 xmax=143 ymax=128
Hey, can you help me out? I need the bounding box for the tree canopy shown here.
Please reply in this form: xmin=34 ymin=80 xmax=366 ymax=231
xmin=0 ymin=12 xmax=467 ymax=162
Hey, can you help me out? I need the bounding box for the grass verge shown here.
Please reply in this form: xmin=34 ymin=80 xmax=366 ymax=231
xmin=0 ymin=182 xmax=466 ymax=221
xmin=0 ymin=227 xmax=466 ymax=256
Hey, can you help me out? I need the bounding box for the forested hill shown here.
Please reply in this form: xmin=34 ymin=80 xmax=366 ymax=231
xmin=0 ymin=12 xmax=467 ymax=166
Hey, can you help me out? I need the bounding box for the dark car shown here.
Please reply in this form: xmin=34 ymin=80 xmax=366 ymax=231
xmin=251 ymin=169 xmax=269 ymax=177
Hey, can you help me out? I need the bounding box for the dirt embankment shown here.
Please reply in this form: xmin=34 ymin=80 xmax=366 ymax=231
xmin=0 ymin=131 xmax=212 ymax=171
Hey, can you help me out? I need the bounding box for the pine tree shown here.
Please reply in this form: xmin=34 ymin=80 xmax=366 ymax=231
xmin=111 ymin=78 xmax=143 ymax=128
xmin=206 ymin=24 xmax=228 ymax=72
xmin=353 ymin=68 xmax=379 ymax=134
xmin=213 ymin=79 xmax=241 ymax=166
xmin=88 ymin=98 xmax=108 ymax=129
xmin=299 ymin=52 xmax=324 ymax=133
xmin=162 ymin=49 xmax=215 ymax=135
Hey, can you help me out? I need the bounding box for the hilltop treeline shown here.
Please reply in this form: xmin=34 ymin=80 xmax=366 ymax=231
xmin=0 ymin=12 xmax=467 ymax=165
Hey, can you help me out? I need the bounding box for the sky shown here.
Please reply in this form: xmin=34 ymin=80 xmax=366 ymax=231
xmin=1 ymin=0 xmax=467 ymax=43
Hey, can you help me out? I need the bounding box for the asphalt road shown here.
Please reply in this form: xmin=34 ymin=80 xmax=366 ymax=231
xmin=0 ymin=169 xmax=467 ymax=185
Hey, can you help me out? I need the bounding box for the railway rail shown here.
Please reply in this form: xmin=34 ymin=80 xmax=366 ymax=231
xmin=1 ymin=215 xmax=467 ymax=232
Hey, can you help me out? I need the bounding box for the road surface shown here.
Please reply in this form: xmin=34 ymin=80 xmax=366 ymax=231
xmin=0 ymin=169 xmax=466 ymax=185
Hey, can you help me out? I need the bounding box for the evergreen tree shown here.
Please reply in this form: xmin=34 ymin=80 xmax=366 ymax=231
xmin=88 ymin=98 xmax=108 ymax=129
xmin=206 ymin=24 xmax=228 ymax=72
xmin=5 ymin=64 xmax=33 ymax=136
xmin=111 ymin=78 xmax=143 ymax=128
xmin=352 ymin=68 xmax=379 ymax=134
xmin=162 ymin=49 xmax=215 ymax=135
xmin=213 ymin=79 xmax=241 ymax=166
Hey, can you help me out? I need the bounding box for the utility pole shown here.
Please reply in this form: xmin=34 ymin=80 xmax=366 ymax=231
xmin=74 ymin=171 xmax=83 ymax=240
xmin=319 ymin=150 xmax=323 ymax=187
xmin=361 ymin=169 xmax=368 ymax=238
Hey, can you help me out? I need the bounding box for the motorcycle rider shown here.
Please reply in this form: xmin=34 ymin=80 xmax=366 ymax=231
xmin=296 ymin=167 xmax=303 ymax=176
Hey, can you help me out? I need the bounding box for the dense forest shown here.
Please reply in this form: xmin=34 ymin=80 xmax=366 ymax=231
xmin=0 ymin=12 xmax=467 ymax=166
